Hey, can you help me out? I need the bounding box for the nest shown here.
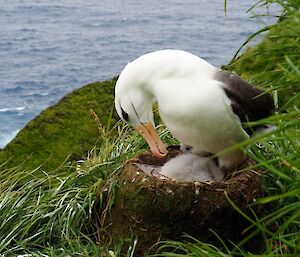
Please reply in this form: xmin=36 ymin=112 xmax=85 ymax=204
xmin=94 ymin=147 xmax=263 ymax=255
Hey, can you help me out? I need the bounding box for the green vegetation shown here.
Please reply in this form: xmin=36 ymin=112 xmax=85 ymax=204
xmin=0 ymin=123 xmax=136 ymax=256
xmin=0 ymin=0 xmax=299 ymax=256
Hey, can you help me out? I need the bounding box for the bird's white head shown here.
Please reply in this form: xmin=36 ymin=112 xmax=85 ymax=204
xmin=115 ymin=59 xmax=168 ymax=158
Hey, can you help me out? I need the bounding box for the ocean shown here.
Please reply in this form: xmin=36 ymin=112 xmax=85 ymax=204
xmin=0 ymin=0 xmax=278 ymax=148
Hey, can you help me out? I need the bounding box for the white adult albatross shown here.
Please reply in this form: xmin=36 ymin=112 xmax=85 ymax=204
xmin=115 ymin=50 xmax=274 ymax=170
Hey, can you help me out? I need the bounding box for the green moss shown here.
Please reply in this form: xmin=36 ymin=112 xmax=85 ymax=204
xmin=0 ymin=79 xmax=118 ymax=171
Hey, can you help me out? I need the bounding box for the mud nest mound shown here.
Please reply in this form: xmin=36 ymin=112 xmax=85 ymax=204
xmin=93 ymin=147 xmax=263 ymax=254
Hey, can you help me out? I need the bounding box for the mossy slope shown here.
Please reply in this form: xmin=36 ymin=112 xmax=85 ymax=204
xmin=0 ymin=78 xmax=118 ymax=170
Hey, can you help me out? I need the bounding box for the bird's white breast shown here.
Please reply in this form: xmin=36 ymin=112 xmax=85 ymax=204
xmin=155 ymin=79 xmax=249 ymax=154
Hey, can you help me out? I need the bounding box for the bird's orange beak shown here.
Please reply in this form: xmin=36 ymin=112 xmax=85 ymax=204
xmin=135 ymin=122 xmax=168 ymax=158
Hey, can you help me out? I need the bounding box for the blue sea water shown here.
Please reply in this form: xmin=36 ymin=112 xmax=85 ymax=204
xmin=0 ymin=0 xmax=279 ymax=148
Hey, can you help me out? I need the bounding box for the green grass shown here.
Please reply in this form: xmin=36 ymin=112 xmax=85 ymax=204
xmin=0 ymin=121 xmax=139 ymax=256
xmin=0 ymin=0 xmax=299 ymax=256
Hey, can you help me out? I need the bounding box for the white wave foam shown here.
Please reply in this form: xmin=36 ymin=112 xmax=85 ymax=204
xmin=0 ymin=106 xmax=26 ymax=112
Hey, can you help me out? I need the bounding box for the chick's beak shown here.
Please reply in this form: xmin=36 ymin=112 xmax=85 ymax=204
xmin=135 ymin=122 xmax=168 ymax=158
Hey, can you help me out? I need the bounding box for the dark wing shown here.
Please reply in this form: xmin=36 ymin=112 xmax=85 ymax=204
xmin=215 ymin=70 xmax=275 ymax=135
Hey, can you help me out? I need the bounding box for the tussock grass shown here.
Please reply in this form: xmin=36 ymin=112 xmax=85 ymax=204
xmin=0 ymin=119 xmax=142 ymax=256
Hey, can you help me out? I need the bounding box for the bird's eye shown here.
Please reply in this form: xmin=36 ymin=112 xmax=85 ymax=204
xmin=121 ymin=106 xmax=129 ymax=121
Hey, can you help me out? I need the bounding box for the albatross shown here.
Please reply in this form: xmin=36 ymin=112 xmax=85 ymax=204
xmin=115 ymin=50 xmax=274 ymax=170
